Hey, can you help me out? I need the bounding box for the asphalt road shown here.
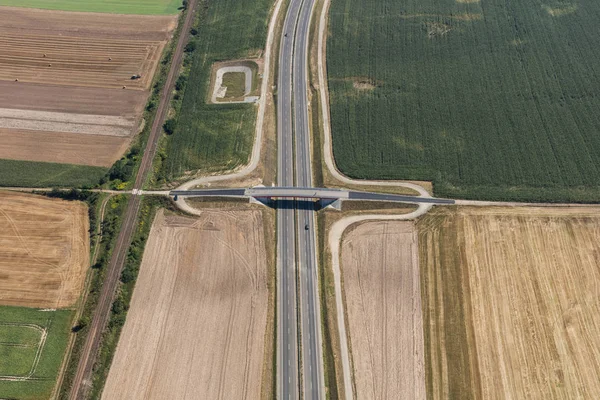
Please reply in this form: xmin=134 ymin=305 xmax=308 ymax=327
xmin=170 ymin=187 xmax=455 ymax=205
xmin=67 ymin=2 xmax=199 ymax=398
xmin=277 ymin=0 xmax=304 ymax=398
xmin=291 ymin=0 xmax=326 ymax=399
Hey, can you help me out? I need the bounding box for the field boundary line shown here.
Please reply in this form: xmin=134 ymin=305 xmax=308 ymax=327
xmin=327 ymin=204 xmax=431 ymax=399
xmin=316 ymin=0 xmax=429 ymax=198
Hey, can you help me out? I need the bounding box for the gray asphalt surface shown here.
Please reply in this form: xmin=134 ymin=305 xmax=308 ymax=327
xmin=170 ymin=188 xmax=455 ymax=205
xmin=277 ymin=0 xmax=303 ymax=398
xmin=292 ymin=0 xmax=325 ymax=399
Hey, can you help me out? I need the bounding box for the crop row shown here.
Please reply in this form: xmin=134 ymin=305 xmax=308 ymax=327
xmin=327 ymin=0 xmax=600 ymax=201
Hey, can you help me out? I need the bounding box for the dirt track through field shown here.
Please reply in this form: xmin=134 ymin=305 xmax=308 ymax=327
xmin=0 ymin=191 xmax=89 ymax=308
xmin=420 ymin=207 xmax=600 ymax=399
xmin=341 ymin=221 xmax=426 ymax=399
xmin=102 ymin=210 xmax=268 ymax=400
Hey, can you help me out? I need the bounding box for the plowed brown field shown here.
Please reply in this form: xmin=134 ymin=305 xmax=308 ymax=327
xmin=0 ymin=191 xmax=89 ymax=308
xmin=0 ymin=129 xmax=129 ymax=167
xmin=341 ymin=221 xmax=426 ymax=399
xmin=102 ymin=210 xmax=269 ymax=400
xmin=0 ymin=6 xmax=177 ymax=166
xmin=0 ymin=7 xmax=176 ymax=89
xmin=419 ymin=207 xmax=600 ymax=399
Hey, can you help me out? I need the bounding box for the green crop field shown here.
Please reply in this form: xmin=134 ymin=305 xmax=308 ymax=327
xmin=0 ymin=159 xmax=106 ymax=188
xmin=159 ymin=0 xmax=272 ymax=180
xmin=327 ymin=0 xmax=600 ymax=202
xmin=0 ymin=307 xmax=72 ymax=400
xmin=0 ymin=0 xmax=182 ymax=15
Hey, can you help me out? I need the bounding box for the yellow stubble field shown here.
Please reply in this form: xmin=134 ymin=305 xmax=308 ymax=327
xmin=0 ymin=191 xmax=89 ymax=308
xmin=418 ymin=207 xmax=600 ymax=399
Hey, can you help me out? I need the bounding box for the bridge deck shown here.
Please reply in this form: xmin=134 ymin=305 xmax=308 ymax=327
xmin=169 ymin=186 xmax=455 ymax=205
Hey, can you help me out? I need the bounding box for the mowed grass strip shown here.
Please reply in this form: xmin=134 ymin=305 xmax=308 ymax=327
xmin=0 ymin=307 xmax=73 ymax=400
xmin=160 ymin=0 xmax=272 ymax=180
xmin=327 ymin=0 xmax=600 ymax=201
xmin=0 ymin=0 xmax=182 ymax=15
xmin=0 ymin=159 xmax=106 ymax=187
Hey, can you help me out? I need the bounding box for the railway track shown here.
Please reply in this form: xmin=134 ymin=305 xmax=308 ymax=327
xmin=67 ymin=1 xmax=199 ymax=398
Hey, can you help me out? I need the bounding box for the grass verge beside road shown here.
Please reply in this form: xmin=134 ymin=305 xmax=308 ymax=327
xmin=0 ymin=0 xmax=182 ymax=14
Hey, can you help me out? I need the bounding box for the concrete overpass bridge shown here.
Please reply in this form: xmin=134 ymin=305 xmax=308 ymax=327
xmin=170 ymin=186 xmax=455 ymax=206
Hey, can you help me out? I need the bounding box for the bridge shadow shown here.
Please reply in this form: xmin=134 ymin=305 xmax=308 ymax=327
xmin=259 ymin=199 xmax=322 ymax=211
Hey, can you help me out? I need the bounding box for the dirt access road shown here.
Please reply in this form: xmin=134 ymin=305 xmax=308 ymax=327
xmin=420 ymin=207 xmax=600 ymax=399
xmin=68 ymin=1 xmax=199 ymax=398
xmin=340 ymin=220 xmax=426 ymax=399
xmin=0 ymin=191 xmax=89 ymax=308
xmin=102 ymin=210 xmax=269 ymax=399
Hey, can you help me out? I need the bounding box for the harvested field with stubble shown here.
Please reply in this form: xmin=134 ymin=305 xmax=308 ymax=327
xmin=419 ymin=207 xmax=600 ymax=399
xmin=0 ymin=6 xmax=177 ymax=167
xmin=0 ymin=7 xmax=177 ymax=89
xmin=0 ymin=191 xmax=89 ymax=308
xmin=102 ymin=209 xmax=269 ymax=400
xmin=341 ymin=221 xmax=426 ymax=399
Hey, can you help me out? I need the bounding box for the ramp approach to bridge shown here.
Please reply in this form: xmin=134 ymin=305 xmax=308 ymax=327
xmin=170 ymin=186 xmax=455 ymax=205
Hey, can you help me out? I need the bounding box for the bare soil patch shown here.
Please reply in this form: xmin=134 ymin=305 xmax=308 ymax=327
xmin=341 ymin=221 xmax=426 ymax=399
xmin=0 ymin=191 xmax=89 ymax=308
xmin=351 ymin=77 xmax=376 ymax=90
xmin=102 ymin=209 xmax=269 ymax=399
xmin=419 ymin=206 xmax=600 ymax=399
xmin=0 ymin=81 xmax=146 ymax=116
xmin=0 ymin=129 xmax=129 ymax=167
xmin=0 ymin=6 xmax=177 ymax=41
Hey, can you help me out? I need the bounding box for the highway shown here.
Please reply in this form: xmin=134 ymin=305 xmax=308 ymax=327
xmin=291 ymin=0 xmax=326 ymax=398
xmin=277 ymin=0 xmax=303 ymax=398
xmin=278 ymin=0 xmax=325 ymax=397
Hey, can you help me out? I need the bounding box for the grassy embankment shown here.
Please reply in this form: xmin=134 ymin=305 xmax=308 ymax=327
xmin=0 ymin=0 xmax=181 ymax=14
xmin=154 ymin=0 xmax=273 ymax=184
xmin=327 ymin=0 xmax=600 ymax=202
